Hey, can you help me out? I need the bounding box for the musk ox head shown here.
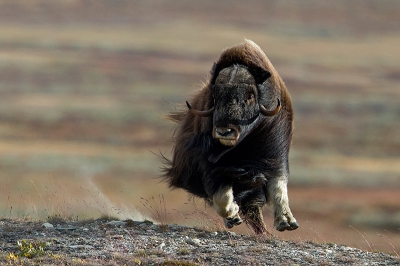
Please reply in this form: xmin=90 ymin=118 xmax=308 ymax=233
xmin=187 ymin=64 xmax=280 ymax=147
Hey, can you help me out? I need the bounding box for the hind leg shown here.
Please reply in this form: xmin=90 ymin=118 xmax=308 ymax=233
xmin=212 ymin=186 xmax=242 ymax=228
xmin=242 ymin=205 xmax=270 ymax=235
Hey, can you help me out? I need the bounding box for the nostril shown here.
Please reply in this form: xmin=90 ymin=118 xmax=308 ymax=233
xmin=216 ymin=128 xmax=232 ymax=137
xmin=215 ymin=128 xmax=236 ymax=138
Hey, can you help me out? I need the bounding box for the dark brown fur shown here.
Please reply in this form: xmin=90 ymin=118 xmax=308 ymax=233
xmin=163 ymin=40 xmax=298 ymax=234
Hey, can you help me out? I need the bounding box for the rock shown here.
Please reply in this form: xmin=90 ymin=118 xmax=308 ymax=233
xmin=158 ymin=242 xmax=165 ymax=250
xmin=69 ymin=245 xmax=94 ymax=249
xmin=227 ymin=231 xmax=237 ymax=237
xmin=105 ymin=220 xmax=127 ymax=227
xmin=185 ymin=236 xmax=201 ymax=246
xmin=42 ymin=222 xmax=54 ymax=229
xmin=55 ymin=227 xmax=77 ymax=231
xmin=110 ymin=234 xmax=124 ymax=239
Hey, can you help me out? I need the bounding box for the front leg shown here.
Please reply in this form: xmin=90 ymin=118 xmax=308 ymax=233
xmin=267 ymin=177 xmax=299 ymax=231
xmin=212 ymin=186 xmax=242 ymax=228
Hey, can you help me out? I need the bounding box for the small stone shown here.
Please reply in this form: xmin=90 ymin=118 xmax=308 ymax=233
xmin=106 ymin=220 xmax=127 ymax=227
xmin=69 ymin=245 xmax=94 ymax=249
xmin=210 ymin=232 xmax=218 ymax=236
xmin=110 ymin=235 xmax=124 ymax=239
xmin=42 ymin=222 xmax=54 ymax=229
xmin=227 ymin=231 xmax=237 ymax=237
xmin=55 ymin=227 xmax=77 ymax=231
xmin=185 ymin=236 xmax=201 ymax=246
xmin=150 ymin=224 xmax=159 ymax=230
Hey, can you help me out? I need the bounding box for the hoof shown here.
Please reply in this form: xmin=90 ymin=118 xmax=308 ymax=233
xmin=277 ymin=221 xmax=299 ymax=231
xmin=289 ymin=221 xmax=299 ymax=230
xmin=225 ymin=216 xmax=243 ymax=228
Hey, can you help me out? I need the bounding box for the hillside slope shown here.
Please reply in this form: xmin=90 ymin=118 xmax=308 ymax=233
xmin=0 ymin=218 xmax=398 ymax=265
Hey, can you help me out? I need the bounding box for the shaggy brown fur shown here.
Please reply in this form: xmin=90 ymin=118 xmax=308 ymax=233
xmin=163 ymin=39 xmax=298 ymax=234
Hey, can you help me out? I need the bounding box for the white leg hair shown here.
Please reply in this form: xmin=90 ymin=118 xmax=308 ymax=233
xmin=212 ymin=186 xmax=238 ymax=218
xmin=268 ymin=176 xmax=298 ymax=231
xmin=212 ymin=186 xmax=242 ymax=228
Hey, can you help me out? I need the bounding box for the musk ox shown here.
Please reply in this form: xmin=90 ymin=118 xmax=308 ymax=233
xmin=162 ymin=39 xmax=298 ymax=234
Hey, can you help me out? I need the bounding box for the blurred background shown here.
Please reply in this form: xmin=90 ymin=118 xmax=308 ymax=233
xmin=0 ymin=0 xmax=399 ymax=254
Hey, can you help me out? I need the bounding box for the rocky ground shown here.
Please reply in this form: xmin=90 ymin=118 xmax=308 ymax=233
xmin=0 ymin=218 xmax=398 ymax=265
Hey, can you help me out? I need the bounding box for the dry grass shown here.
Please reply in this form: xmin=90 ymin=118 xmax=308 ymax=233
xmin=139 ymin=194 xmax=168 ymax=228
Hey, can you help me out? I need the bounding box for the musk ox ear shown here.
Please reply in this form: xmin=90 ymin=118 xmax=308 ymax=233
xmin=252 ymin=67 xmax=271 ymax=85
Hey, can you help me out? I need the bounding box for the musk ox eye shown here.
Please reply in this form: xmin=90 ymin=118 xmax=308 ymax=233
xmin=246 ymin=93 xmax=255 ymax=105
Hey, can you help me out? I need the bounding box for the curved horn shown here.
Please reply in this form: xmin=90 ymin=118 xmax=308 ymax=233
xmin=260 ymin=98 xmax=281 ymax=116
xmin=186 ymin=101 xmax=214 ymax=117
